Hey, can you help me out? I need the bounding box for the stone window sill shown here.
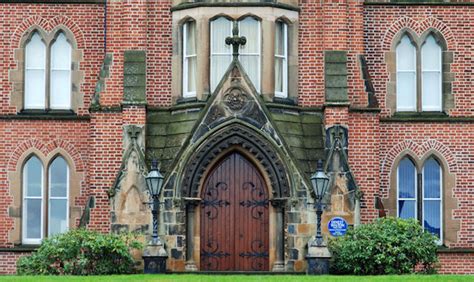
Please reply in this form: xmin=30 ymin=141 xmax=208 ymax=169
xmin=0 ymin=245 xmax=39 ymax=252
xmin=272 ymin=96 xmax=297 ymax=106
xmin=0 ymin=110 xmax=90 ymax=120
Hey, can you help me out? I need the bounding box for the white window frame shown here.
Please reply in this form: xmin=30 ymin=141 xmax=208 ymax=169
xmin=396 ymin=158 xmax=417 ymax=220
xmin=422 ymin=159 xmax=443 ymax=244
xmin=421 ymin=37 xmax=443 ymax=112
xmin=238 ymin=18 xmax=261 ymax=93
xmin=22 ymin=157 xmax=44 ymax=245
xmin=183 ymin=21 xmax=197 ymax=98
xmin=396 ymin=36 xmax=417 ymax=112
xmin=274 ymin=21 xmax=288 ymax=98
xmin=210 ymin=18 xmax=233 ymax=93
xmin=48 ymin=158 xmax=70 ymax=237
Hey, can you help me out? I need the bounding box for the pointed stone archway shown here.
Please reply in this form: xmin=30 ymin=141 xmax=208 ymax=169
xmin=181 ymin=124 xmax=289 ymax=272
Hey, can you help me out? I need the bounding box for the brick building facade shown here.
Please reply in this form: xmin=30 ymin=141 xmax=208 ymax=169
xmin=0 ymin=0 xmax=473 ymax=274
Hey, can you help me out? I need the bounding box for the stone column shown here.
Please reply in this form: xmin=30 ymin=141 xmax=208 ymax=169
xmin=271 ymin=198 xmax=287 ymax=272
xmin=183 ymin=197 xmax=201 ymax=271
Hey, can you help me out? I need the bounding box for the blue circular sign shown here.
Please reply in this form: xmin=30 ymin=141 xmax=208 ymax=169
xmin=328 ymin=217 xmax=348 ymax=237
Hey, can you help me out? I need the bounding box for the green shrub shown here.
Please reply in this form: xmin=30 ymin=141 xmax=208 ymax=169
xmin=328 ymin=217 xmax=439 ymax=275
xmin=17 ymin=229 xmax=142 ymax=275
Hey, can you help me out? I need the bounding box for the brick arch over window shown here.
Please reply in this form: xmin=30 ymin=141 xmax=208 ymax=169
xmin=11 ymin=15 xmax=85 ymax=49
xmin=381 ymin=139 xmax=456 ymax=180
xmin=7 ymin=139 xmax=85 ymax=173
xmin=6 ymin=143 xmax=85 ymax=245
xmin=382 ymin=17 xmax=455 ymax=51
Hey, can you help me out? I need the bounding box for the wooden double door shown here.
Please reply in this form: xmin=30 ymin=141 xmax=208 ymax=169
xmin=200 ymin=152 xmax=270 ymax=271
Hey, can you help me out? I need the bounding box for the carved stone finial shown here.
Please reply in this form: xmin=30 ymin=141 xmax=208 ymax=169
xmin=127 ymin=125 xmax=142 ymax=140
xmin=225 ymin=21 xmax=246 ymax=60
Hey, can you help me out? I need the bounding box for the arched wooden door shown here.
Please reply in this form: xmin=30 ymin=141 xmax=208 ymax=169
xmin=200 ymin=152 xmax=269 ymax=271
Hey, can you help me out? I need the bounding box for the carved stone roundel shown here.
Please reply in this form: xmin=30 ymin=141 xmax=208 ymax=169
xmin=224 ymin=87 xmax=248 ymax=112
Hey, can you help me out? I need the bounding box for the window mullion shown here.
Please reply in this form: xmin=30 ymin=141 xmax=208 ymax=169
xmin=46 ymin=42 xmax=51 ymax=110
xmin=417 ymin=172 xmax=422 ymax=222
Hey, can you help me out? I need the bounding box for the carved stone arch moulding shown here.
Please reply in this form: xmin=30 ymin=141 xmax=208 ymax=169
xmin=181 ymin=124 xmax=290 ymax=199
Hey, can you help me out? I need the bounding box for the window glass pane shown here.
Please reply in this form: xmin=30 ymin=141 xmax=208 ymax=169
xmin=398 ymin=158 xmax=416 ymax=199
xmin=422 ymin=36 xmax=441 ymax=71
xmin=49 ymin=199 xmax=68 ymax=236
xmin=423 ymin=199 xmax=441 ymax=238
xmin=398 ymin=200 xmax=416 ymax=219
xmin=25 ymin=33 xmax=46 ymax=109
xmin=50 ymin=33 xmax=72 ymax=109
xmin=396 ymin=35 xmax=415 ymax=71
xmin=25 ymin=69 xmax=46 ymax=109
xmin=51 ymin=33 xmax=71 ymax=70
xmin=424 ymin=158 xmax=441 ymax=199
xmin=187 ymin=56 xmax=197 ymax=93
xmin=211 ymin=17 xmax=232 ymax=54
xmin=50 ymin=70 xmax=71 ymax=109
xmin=211 ymin=55 xmax=231 ymax=91
xmin=26 ymin=33 xmax=46 ymax=69
xmin=275 ymin=57 xmax=283 ymax=93
xmin=25 ymin=157 xmax=43 ymax=197
xmin=396 ymin=72 xmax=416 ymax=111
xmin=275 ymin=22 xmax=284 ymax=56
xmin=185 ymin=22 xmax=196 ymax=56
xmin=50 ymin=157 xmax=68 ymax=198
xmin=25 ymin=199 xmax=42 ymax=239
xmin=239 ymin=17 xmax=259 ymax=54
xmin=211 ymin=18 xmax=232 ymax=91
xmin=240 ymin=55 xmax=260 ymax=91
xmin=422 ymin=71 xmax=441 ymax=111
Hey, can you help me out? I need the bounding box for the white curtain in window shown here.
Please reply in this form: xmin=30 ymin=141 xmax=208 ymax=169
xmin=422 ymin=36 xmax=442 ymax=111
xmin=275 ymin=21 xmax=288 ymax=98
xmin=239 ymin=17 xmax=260 ymax=92
xmin=25 ymin=33 xmax=46 ymax=109
xmin=183 ymin=21 xmax=197 ymax=97
xmin=48 ymin=157 xmax=69 ymax=236
xmin=398 ymin=158 xmax=416 ymax=219
xmin=50 ymin=33 xmax=72 ymax=109
xmin=210 ymin=17 xmax=232 ymax=92
xmin=396 ymin=35 xmax=416 ymax=111
xmin=423 ymin=158 xmax=442 ymax=239
xmin=23 ymin=156 xmax=43 ymax=244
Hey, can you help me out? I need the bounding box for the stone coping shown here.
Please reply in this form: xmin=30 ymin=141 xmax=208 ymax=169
xmin=171 ymin=2 xmax=300 ymax=12
xmin=365 ymin=1 xmax=474 ymax=6
xmin=0 ymin=0 xmax=103 ymax=3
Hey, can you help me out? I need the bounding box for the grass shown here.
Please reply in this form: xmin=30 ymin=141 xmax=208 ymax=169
xmin=1 ymin=275 xmax=473 ymax=282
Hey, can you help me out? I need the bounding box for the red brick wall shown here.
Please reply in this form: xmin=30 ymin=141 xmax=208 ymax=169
xmin=438 ymin=253 xmax=474 ymax=274
xmin=0 ymin=252 xmax=30 ymax=274
xmin=146 ymin=1 xmax=173 ymax=107
xmin=348 ymin=112 xmax=380 ymax=222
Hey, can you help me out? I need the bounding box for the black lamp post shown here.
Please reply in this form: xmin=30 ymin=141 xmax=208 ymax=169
xmin=310 ymin=159 xmax=330 ymax=247
xmin=143 ymin=159 xmax=167 ymax=274
xmin=145 ymin=159 xmax=164 ymax=245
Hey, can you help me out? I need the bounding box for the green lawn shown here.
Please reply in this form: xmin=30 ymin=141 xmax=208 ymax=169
xmin=1 ymin=275 xmax=473 ymax=282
